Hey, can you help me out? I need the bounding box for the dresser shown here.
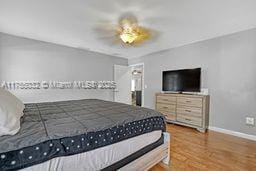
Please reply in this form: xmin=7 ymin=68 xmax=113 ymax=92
xmin=156 ymin=93 xmax=210 ymax=132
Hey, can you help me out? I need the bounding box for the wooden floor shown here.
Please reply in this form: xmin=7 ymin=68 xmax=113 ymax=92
xmin=150 ymin=124 xmax=256 ymax=171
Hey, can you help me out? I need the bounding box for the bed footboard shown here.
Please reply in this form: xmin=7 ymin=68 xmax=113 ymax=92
xmin=162 ymin=132 xmax=171 ymax=165
xmin=119 ymin=132 xmax=171 ymax=171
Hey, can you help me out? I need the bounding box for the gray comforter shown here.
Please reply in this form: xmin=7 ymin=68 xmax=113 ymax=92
xmin=0 ymin=99 xmax=164 ymax=154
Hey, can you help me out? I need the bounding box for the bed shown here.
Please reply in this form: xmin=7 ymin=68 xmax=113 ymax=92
xmin=0 ymin=99 xmax=170 ymax=171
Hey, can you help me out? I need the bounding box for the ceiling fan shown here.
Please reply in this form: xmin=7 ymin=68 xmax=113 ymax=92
xmin=94 ymin=13 xmax=158 ymax=46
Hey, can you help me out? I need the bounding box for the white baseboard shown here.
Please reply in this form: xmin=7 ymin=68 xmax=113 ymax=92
xmin=208 ymin=126 xmax=256 ymax=141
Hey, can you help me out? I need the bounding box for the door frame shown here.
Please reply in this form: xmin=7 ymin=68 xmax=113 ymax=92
xmin=129 ymin=63 xmax=145 ymax=107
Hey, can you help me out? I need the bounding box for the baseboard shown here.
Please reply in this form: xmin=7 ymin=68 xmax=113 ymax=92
xmin=208 ymin=126 xmax=256 ymax=141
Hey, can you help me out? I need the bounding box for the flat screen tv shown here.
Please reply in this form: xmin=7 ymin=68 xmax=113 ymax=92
xmin=162 ymin=68 xmax=201 ymax=92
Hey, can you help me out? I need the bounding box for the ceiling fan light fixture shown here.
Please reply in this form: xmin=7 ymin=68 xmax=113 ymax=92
xmin=96 ymin=13 xmax=153 ymax=46
xmin=119 ymin=27 xmax=139 ymax=44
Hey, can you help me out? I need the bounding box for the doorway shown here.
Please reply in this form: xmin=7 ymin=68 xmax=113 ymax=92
xmin=130 ymin=63 xmax=144 ymax=107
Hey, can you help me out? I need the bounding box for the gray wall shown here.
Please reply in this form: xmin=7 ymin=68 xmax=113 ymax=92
xmin=0 ymin=33 xmax=128 ymax=103
xmin=129 ymin=28 xmax=256 ymax=135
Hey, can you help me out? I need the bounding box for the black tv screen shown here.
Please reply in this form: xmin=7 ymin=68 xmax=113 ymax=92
xmin=162 ymin=68 xmax=201 ymax=92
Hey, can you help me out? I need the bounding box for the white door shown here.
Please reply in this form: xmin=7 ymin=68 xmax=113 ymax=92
xmin=114 ymin=65 xmax=131 ymax=104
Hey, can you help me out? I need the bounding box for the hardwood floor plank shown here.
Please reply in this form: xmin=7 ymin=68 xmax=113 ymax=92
xmin=150 ymin=124 xmax=256 ymax=171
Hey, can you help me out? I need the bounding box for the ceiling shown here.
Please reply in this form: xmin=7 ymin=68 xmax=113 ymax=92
xmin=0 ymin=0 xmax=256 ymax=59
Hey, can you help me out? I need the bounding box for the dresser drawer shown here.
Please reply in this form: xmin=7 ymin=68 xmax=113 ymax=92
xmin=177 ymin=114 xmax=202 ymax=127
xmin=156 ymin=103 xmax=176 ymax=113
xmin=177 ymin=97 xmax=202 ymax=107
xmin=157 ymin=95 xmax=176 ymax=104
xmin=177 ymin=106 xmax=202 ymax=117
xmin=159 ymin=110 xmax=176 ymax=121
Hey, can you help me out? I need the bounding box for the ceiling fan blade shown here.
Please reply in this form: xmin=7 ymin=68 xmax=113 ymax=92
xmin=93 ymin=21 xmax=123 ymax=45
xmin=118 ymin=12 xmax=138 ymax=24
xmin=94 ymin=23 xmax=121 ymax=35
xmin=130 ymin=27 xmax=160 ymax=47
xmin=98 ymin=34 xmax=124 ymax=47
xmin=147 ymin=28 xmax=161 ymax=41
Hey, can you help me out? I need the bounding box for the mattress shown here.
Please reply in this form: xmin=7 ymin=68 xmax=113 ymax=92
xmin=20 ymin=130 xmax=162 ymax=171
xmin=0 ymin=99 xmax=165 ymax=171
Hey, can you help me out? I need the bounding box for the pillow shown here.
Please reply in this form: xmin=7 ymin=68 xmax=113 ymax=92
xmin=0 ymin=88 xmax=25 ymax=136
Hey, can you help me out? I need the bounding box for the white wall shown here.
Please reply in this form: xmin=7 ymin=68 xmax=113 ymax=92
xmin=0 ymin=33 xmax=128 ymax=103
xmin=129 ymin=28 xmax=256 ymax=136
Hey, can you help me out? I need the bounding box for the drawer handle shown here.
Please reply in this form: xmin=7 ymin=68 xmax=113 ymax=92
xmin=186 ymin=101 xmax=191 ymax=103
xmin=185 ymin=110 xmax=191 ymax=112
xmin=163 ymin=99 xmax=168 ymax=101
xmin=185 ymin=118 xmax=191 ymax=121
xmin=163 ymin=107 xmax=168 ymax=109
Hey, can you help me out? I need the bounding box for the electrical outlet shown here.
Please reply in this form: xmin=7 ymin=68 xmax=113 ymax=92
xmin=246 ymin=117 xmax=255 ymax=126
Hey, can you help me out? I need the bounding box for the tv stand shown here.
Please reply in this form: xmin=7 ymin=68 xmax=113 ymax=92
xmin=156 ymin=93 xmax=210 ymax=132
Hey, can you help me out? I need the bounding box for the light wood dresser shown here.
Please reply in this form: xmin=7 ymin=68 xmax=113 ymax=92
xmin=156 ymin=93 xmax=210 ymax=132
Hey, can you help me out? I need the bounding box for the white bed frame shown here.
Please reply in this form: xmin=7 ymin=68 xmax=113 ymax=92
xmin=119 ymin=132 xmax=171 ymax=171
